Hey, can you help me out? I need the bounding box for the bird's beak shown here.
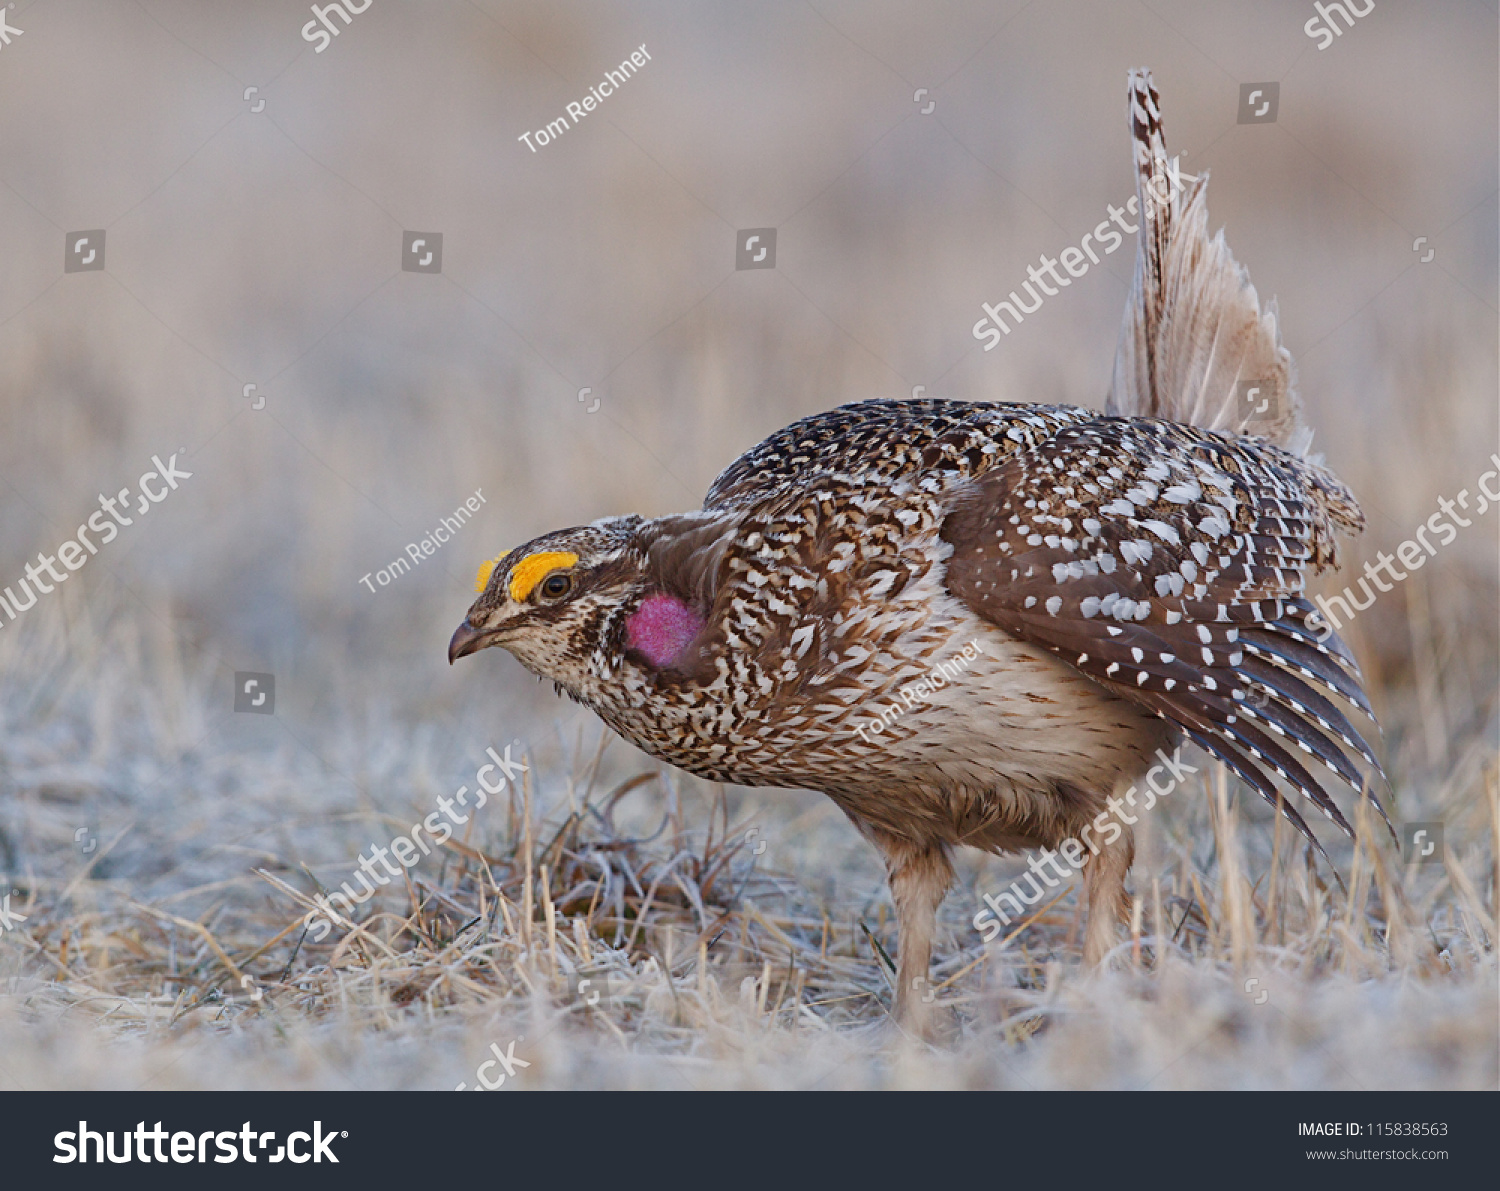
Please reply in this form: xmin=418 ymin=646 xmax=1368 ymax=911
xmin=448 ymin=618 xmax=495 ymax=664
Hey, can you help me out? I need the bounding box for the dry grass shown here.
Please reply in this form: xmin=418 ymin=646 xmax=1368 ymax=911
xmin=0 ymin=596 xmax=1494 ymax=1090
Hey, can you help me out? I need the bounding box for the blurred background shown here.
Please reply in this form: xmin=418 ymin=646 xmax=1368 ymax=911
xmin=0 ymin=0 xmax=1494 ymax=1087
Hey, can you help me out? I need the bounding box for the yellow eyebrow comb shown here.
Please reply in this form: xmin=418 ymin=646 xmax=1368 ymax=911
xmin=474 ymin=551 xmax=510 ymax=594
xmin=505 ymin=551 xmax=579 ymax=601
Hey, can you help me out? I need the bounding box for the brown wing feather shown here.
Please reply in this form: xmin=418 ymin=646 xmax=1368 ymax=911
xmin=703 ymin=399 xmax=1092 ymax=511
xmin=942 ymin=417 xmax=1392 ymax=848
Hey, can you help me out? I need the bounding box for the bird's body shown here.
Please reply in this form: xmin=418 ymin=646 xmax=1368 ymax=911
xmin=451 ymin=70 xmax=1391 ymax=1030
xmin=563 ymin=402 xmax=1157 ymax=794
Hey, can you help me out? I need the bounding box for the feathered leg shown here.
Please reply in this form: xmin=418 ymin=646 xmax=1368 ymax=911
xmin=871 ymin=831 xmax=954 ymax=1033
xmin=1082 ymin=822 xmax=1135 ymax=965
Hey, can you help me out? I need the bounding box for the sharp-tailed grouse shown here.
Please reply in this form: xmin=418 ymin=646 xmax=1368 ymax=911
xmin=449 ymin=69 xmax=1390 ymax=1029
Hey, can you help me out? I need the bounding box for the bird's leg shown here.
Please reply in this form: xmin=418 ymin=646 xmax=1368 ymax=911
xmin=873 ymin=833 xmax=954 ymax=1033
xmin=1081 ymin=822 xmax=1135 ymax=965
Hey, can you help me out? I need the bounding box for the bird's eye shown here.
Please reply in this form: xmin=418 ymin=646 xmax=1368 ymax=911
xmin=538 ymin=571 xmax=573 ymax=601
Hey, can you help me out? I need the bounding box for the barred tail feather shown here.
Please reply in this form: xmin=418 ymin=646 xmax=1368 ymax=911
xmin=1108 ymin=68 xmax=1311 ymax=455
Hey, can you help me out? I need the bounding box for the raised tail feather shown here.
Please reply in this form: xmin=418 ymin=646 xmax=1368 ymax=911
xmin=1108 ymin=69 xmax=1312 ymax=456
xmin=1102 ymin=70 xmax=1393 ymax=851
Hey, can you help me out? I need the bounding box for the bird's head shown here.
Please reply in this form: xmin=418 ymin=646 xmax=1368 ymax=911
xmin=447 ymin=517 xmax=652 ymax=693
xmin=449 ymin=509 xmax=731 ymax=718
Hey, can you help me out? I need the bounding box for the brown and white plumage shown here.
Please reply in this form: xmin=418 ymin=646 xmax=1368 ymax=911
xmin=1111 ymin=70 xmax=1309 ymax=453
xmin=449 ymin=70 xmax=1389 ymax=1031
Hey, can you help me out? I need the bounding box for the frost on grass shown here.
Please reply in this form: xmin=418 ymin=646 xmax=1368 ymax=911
xmin=0 ymin=599 xmax=1494 ymax=1090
